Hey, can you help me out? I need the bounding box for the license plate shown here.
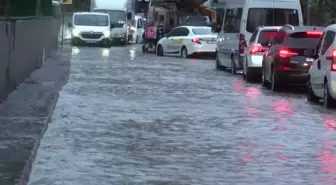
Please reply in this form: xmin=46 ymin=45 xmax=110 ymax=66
xmin=206 ymin=41 xmax=215 ymax=44
xmin=86 ymin=40 xmax=97 ymax=43
xmin=290 ymin=61 xmax=299 ymax=64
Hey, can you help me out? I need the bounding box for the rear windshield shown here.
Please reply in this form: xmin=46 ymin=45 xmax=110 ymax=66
xmin=283 ymin=32 xmax=322 ymax=48
xmin=258 ymin=29 xmax=278 ymax=46
xmin=246 ymin=8 xmax=299 ymax=33
xmin=192 ymin=28 xmax=212 ymax=35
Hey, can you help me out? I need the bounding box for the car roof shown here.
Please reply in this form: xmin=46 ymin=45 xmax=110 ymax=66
xmin=325 ymin=24 xmax=336 ymax=30
xmin=282 ymin=26 xmax=325 ymax=33
xmin=257 ymin=26 xmax=282 ymax=31
xmin=180 ymin=26 xmax=211 ymax=29
xmin=74 ymin=12 xmax=109 ymax=16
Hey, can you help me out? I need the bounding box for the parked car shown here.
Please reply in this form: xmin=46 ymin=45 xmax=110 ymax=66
xmin=307 ymin=24 xmax=336 ymax=108
xmin=242 ymin=26 xmax=282 ymax=82
xmin=261 ymin=25 xmax=325 ymax=91
xmin=156 ymin=26 xmax=217 ymax=58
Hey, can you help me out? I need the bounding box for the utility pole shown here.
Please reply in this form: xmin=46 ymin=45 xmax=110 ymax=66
xmin=306 ymin=0 xmax=311 ymax=25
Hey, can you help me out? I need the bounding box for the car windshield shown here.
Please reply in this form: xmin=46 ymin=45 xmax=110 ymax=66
xmin=93 ymin=10 xmax=126 ymax=23
xmin=192 ymin=28 xmax=212 ymax=35
xmin=73 ymin=14 xmax=109 ymax=26
xmin=246 ymin=8 xmax=299 ymax=33
xmin=284 ymin=31 xmax=322 ymax=48
xmin=258 ymin=29 xmax=278 ymax=46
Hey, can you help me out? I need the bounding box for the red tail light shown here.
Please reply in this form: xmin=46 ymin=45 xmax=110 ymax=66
xmin=249 ymin=46 xmax=267 ymax=54
xmin=331 ymin=49 xmax=336 ymax=71
xmin=278 ymin=49 xmax=298 ymax=58
xmin=306 ymin=31 xmax=323 ymax=36
xmin=192 ymin=38 xmax=201 ymax=44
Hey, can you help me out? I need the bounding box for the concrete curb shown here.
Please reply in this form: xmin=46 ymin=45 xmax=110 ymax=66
xmin=17 ymin=92 xmax=59 ymax=185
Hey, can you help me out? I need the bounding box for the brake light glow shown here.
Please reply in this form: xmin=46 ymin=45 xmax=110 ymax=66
xmin=331 ymin=49 xmax=336 ymax=71
xmin=192 ymin=38 xmax=201 ymax=44
xmin=249 ymin=46 xmax=267 ymax=54
xmin=306 ymin=31 xmax=323 ymax=36
xmin=278 ymin=49 xmax=298 ymax=58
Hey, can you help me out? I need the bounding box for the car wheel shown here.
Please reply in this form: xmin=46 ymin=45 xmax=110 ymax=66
xmin=245 ymin=60 xmax=252 ymax=82
xmin=307 ymin=77 xmax=320 ymax=103
xmin=323 ymin=80 xmax=336 ymax=108
xmin=261 ymin=63 xmax=269 ymax=87
xmin=157 ymin=45 xmax=164 ymax=56
xmin=215 ymin=52 xmax=225 ymax=70
xmin=231 ymin=59 xmax=236 ymax=75
xmin=181 ymin=47 xmax=188 ymax=59
xmin=70 ymin=39 xmax=77 ymax=46
xmin=271 ymin=66 xmax=280 ymax=91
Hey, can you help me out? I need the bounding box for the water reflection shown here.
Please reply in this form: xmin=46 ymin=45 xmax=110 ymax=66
xmin=102 ymin=49 xmax=109 ymax=57
xmin=316 ymin=141 xmax=336 ymax=184
xmin=71 ymin=47 xmax=80 ymax=56
xmin=323 ymin=115 xmax=336 ymax=131
xmin=129 ymin=48 xmax=135 ymax=60
xmin=271 ymin=99 xmax=294 ymax=131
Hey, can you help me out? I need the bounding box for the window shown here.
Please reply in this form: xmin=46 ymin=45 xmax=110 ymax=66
xmin=321 ymin=31 xmax=336 ymax=55
xmin=137 ymin=19 xmax=142 ymax=28
xmin=249 ymin=29 xmax=258 ymax=43
xmin=246 ymin=8 xmax=299 ymax=33
xmin=283 ymin=32 xmax=322 ymax=49
xmin=316 ymin=32 xmax=325 ymax=55
xmin=258 ymin=29 xmax=278 ymax=46
xmin=168 ymin=27 xmax=189 ymax=37
xmin=274 ymin=30 xmax=286 ymax=45
xmin=223 ymin=8 xmax=242 ymax=33
xmin=192 ymin=28 xmax=212 ymax=35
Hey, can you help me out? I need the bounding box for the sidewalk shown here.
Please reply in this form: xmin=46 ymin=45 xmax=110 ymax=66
xmin=0 ymin=46 xmax=71 ymax=185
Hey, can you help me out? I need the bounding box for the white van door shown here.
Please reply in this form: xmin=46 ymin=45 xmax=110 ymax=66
xmin=220 ymin=7 xmax=243 ymax=68
xmin=136 ymin=18 xmax=144 ymax=43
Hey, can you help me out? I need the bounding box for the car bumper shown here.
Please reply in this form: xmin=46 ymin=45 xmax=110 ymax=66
xmin=329 ymin=72 xmax=336 ymax=99
xmin=110 ymin=36 xmax=127 ymax=43
xmin=188 ymin=44 xmax=216 ymax=55
xmin=71 ymin=37 xmax=110 ymax=45
xmin=276 ymin=70 xmax=308 ymax=85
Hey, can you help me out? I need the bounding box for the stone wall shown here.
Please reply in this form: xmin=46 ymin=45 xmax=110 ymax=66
xmin=0 ymin=17 xmax=61 ymax=101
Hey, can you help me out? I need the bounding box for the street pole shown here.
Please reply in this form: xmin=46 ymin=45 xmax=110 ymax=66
xmin=61 ymin=1 xmax=64 ymax=48
xmin=306 ymin=0 xmax=311 ymax=25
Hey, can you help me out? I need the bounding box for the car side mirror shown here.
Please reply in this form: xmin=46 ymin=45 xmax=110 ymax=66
xmin=127 ymin=13 xmax=132 ymax=20
xmin=67 ymin=22 xmax=72 ymax=27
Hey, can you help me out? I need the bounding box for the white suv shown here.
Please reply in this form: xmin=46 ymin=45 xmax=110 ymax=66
xmin=307 ymin=25 xmax=336 ymax=108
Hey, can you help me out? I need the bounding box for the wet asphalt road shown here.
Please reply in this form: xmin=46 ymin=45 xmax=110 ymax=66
xmin=28 ymin=44 xmax=336 ymax=185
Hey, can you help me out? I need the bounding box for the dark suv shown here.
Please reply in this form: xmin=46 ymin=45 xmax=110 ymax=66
xmin=261 ymin=25 xmax=325 ymax=91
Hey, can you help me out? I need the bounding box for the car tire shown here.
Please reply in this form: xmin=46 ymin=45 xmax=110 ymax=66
xmin=244 ymin=60 xmax=252 ymax=82
xmin=70 ymin=39 xmax=77 ymax=46
xmin=181 ymin=47 xmax=188 ymax=59
xmin=307 ymin=77 xmax=319 ymax=103
xmin=231 ymin=59 xmax=236 ymax=75
xmin=271 ymin=66 xmax=280 ymax=91
xmin=157 ymin=45 xmax=164 ymax=56
xmin=323 ymin=80 xmax=336 ymax=108
xmin=215 ymin=52 xmax=225 ymax=70
xmin=261 ymin=63 xmax=270 ymax=87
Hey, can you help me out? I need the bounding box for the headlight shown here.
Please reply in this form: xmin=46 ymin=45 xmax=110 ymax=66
xmin=103 ymin=30 xmax=110 ymax=37
xmin=72 ymin=29 xmax=80 ymax=36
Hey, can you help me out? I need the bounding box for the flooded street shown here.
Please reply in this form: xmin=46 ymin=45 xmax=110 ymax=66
xmin=28 ymin=45 xmax=336 ymax=185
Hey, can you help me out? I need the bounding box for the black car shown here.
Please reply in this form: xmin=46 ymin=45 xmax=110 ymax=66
xmin=261 ymin=25 xmax=325 ymax=91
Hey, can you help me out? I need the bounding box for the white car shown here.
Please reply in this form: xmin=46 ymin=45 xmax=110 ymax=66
xmin=156 ymin=26 xmax=217 ymax=58
xmin=307 ymin=24 xmax=336 ymax=108
xmin=243 ymin=26 xmax=281 ymax=82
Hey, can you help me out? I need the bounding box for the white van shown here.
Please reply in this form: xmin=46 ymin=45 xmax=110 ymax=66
xmin=69 ymin=12 xmax=112 ymax=47
xmin=132 ymin=15 xmax=145 ymax=44
xmin=216 ymin=0 xmax=303 ymax=74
